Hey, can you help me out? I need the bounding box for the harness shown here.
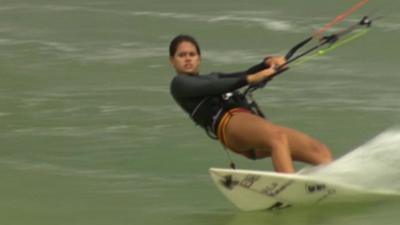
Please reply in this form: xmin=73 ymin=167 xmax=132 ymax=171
xmin=190 ymin=90 xmax=265 ymax=140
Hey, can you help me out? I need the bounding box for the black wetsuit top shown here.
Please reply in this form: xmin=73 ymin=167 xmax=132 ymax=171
xmin=170 ymin=61 xmax=267 ymax=137
xmin=170 ymin=61 xmax=268 ymax=137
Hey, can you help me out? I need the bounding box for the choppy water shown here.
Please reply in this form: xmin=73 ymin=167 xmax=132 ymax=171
xmin=1 ymin=0 xmax=400 ymax=224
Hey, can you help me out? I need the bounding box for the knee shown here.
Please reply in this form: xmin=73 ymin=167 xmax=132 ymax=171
xmin=312 ymin=142 xmax=333 ymax=164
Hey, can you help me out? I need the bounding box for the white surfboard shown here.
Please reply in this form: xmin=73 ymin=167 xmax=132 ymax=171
xmin=209 ymin=167 xmax=400 ymax=211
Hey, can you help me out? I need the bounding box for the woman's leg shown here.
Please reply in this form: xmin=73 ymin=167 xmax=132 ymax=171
xmin=224 ymin=112 xmax=333 ymax=173
xmin=277 ymin=126 xmax=332 ymax=165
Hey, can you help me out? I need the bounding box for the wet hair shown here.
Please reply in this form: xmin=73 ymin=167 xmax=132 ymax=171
xmin=169 ymin=34 xmax=201 ymax=57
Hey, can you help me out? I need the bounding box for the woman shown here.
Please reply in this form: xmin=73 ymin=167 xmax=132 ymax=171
xmin=169 ymin=34 xmax=332 ymax=173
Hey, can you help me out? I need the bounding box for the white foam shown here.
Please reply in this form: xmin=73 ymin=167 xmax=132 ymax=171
xmin=0 ymin=112 xmax=11 ymax=117
xmin=309 ymin=128 xmax=400 ymax=192
xmin=132 ymin=11 xmax=296 ymax=32
xmin=0 ymin=38 xmax=78 ymax=52
xmin=79 ymin=46 xmax=165 ymax=63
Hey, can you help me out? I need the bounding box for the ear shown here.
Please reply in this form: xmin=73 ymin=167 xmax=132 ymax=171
xmin=169 ymin=57 xmax=178 ymax=71
xmin=169 ymin=56 xmax=175 ymax=65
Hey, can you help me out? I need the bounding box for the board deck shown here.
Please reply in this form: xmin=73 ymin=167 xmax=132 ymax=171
xmin=209 ymin=167 xmax=400 ymax=211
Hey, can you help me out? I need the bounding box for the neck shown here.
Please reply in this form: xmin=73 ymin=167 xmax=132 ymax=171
xmin=178 ymin=72 xmax=199 ymax=76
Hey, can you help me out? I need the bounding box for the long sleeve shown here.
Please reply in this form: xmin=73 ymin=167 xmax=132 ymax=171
xmin=246 ymin=60 xmax=269 ymax=74
xmin=170 ymin=59 xmax=270 ymax=98
xmin=170 ymin=73 xmax=247 ymax=98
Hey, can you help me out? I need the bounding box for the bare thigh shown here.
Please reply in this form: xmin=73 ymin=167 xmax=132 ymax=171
xmin=225 ymin=113 xmax=331 ymax=164
xmin=224 ymin=113 xmax=281 ymax=152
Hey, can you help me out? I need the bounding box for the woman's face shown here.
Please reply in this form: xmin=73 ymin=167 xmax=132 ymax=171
xmin=170 ymin=41 xmax=201 ymax=75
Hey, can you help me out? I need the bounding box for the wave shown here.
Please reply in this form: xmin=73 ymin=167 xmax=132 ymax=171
xmin=0 ymin=112 xmax=11 ymax=117
xmin=0 ymin=157 xmax=206 ymax=193
xmin=309 ymin=128 xmax=400 ymax=192
xmin=78 ymin=45 xmax=166 ymax=63
xmin=0 ymin=38 xmax=78 ymax=53
xmin=2 ymin=3 xmax=400 ymax=34
xmin=0 ymin=3 xmax=300 ymax=32
xmin=0 ymin=38 xmax=166 ymax=63
xmin=133 ymin=11 xmax=295 ymax=32
xmin=0 ymin=158 xmax=122 ymax=178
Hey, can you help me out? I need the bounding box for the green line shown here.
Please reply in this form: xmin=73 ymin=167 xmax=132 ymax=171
xmin=292 ymin=28 xmax=370 ymax=67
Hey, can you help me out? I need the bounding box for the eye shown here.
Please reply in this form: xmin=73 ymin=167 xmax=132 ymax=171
xmin=177 ymin=52 xmax=186 ymax=58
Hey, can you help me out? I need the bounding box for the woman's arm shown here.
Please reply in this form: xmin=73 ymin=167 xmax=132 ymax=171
xmin=171 ymin=74 xmax=248 ymax=98
xmin=218 ymin=56 xmax=285 ymax=78
xmin=170 ymin=56 xmax=286 ymax=98
xmin=246 ymin=56 xmax=287 ymax=84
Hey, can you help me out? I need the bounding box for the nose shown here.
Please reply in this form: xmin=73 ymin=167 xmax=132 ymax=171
xmin=184 ymin=55 xmax=192 ymax=61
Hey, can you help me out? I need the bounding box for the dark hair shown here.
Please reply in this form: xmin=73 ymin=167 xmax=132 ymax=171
xmin=169 ymin=34 xmax=201 ymax=57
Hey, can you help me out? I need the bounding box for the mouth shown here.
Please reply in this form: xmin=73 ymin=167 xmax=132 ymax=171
xmin=181 ymin=64 xmax=198 ymax=75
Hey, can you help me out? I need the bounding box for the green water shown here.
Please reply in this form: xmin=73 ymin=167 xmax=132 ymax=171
xmin=1 ymin=0 xmax=400 ymax=224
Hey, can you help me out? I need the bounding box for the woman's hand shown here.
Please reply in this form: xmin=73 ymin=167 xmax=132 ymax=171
xmin=246 ymin=56 xmax=288 ymax=85
xmin=246 ymin=67 xmax=276 ymax=84
xmin=265 ymin=56 xmax=287 ymax=70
